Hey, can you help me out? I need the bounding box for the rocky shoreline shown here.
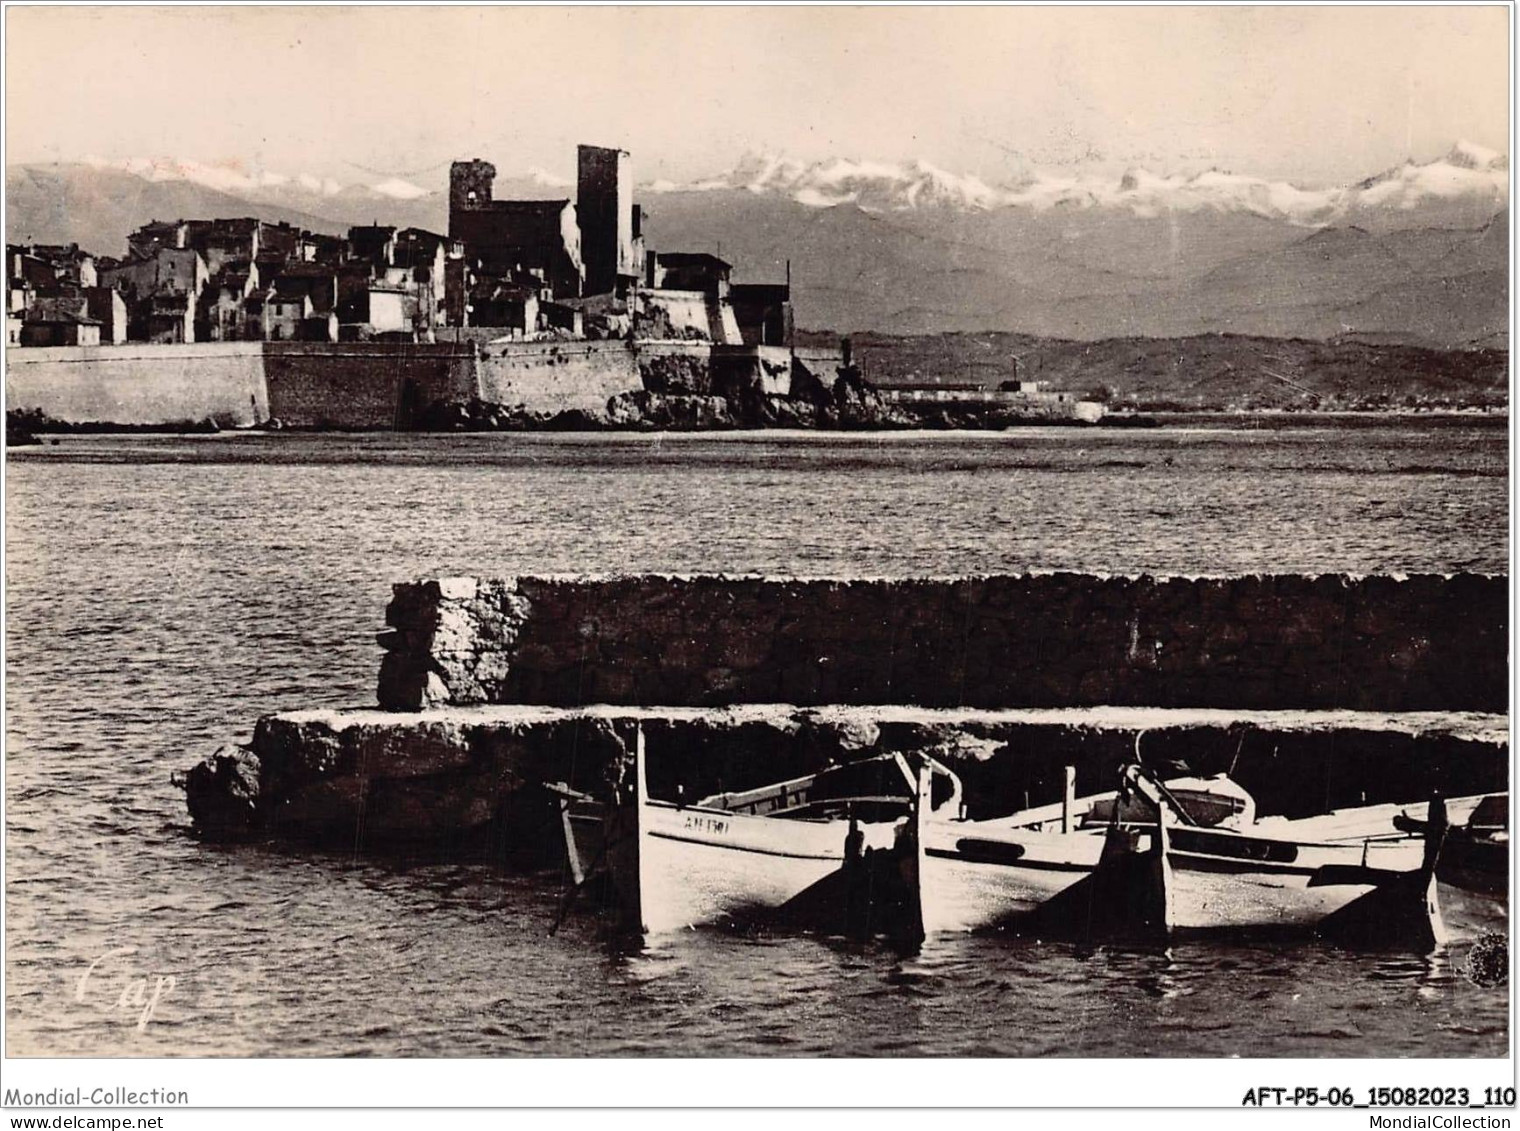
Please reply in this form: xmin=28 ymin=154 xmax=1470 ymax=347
xmin=10 ymin=401 xmax=1505 ymax=440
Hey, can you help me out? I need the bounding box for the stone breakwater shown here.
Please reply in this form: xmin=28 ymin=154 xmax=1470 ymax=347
xmin=179 ymin=572 xmax=1509 ymax=848
xmin=375 ymin=574 xmax=1507 ymax=714
xmin=182 ymin=704 xmax=1508 ymax=847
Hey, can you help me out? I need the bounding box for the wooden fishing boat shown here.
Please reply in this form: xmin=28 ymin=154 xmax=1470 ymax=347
xmin=912 ymin=768 xmax=1252 ymax=936
xmin=918 ymin=818 xmax=1117 ymax=935
xmin=1257 ymin=791 xmax=1508 ymax=939
xmin=895 ymin=763 xmax=1449 ymax=947
xmin=1124 ymin=766 xmax=1448 ymax=946
xmin=1398 ymin=793 xmax=1506 ymax=941
xmin=585 ymin=743 xmax=1238 ymax=938
xmin=594 ymin=726 xmax=960 ymax=934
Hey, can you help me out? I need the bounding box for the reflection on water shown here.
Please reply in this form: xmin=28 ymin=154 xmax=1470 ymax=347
xmin=4 ymin=428 xmax=1508 ymax=1056
xmin=533 ymin=894 xmax=1505 ymax=1058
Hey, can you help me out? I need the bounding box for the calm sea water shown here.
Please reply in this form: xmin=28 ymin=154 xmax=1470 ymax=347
xmin=4 ymin=425 xmax=1509 ymax=1057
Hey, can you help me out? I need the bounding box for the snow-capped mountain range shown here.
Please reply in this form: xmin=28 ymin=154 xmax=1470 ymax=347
xmin=78 ymin=155 xmax=431 ymax=201
xmin=653 ymin=142 xmax=1509 ymax=225
xmin=68 ymin=142 xmax=1510 ymax=226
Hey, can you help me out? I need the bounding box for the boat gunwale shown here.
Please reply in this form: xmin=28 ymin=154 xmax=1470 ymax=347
xmin=644 ymin=827 xmax=854 ymax=862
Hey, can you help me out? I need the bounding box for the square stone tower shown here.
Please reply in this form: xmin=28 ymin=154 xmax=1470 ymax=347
xmin=449 ymin=160 xmax=497 ymax=235
xmin=576 ymin=145 xmax=633 ymax=297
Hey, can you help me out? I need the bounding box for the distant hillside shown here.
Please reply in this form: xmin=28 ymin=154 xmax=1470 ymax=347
xmin=5 ymin=164 xmax=349 ymax=253
xmin=647 ymin=195 xmax=1506 ymax=347
xmin=800 ymin=331 xmax=1509 ymax=411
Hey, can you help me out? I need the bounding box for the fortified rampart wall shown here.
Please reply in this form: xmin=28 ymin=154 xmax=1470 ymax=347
xmin=712 ymin=345 xmax=793 ymax=396
xmin=5 ymin=342 xmax=268 ymax=426
xmin=264 ymin=342 xmax=475 ymax=428
xmin=632 ymin=339 xmax=717 ymax=395
xmin=376 ymin=574 xmax=1508 ymax=714
xmin=475 ymin=341 xmax=643 ymax=413
xmin=6 ymin=339 xmax=827 ymax=427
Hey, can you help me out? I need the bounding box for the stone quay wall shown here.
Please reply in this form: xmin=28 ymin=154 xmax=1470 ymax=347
xmin=8 ymin=340 xmax=595 ymax=429
xmin=183 ymin=704 xmax=1507 ymax=846
xmin=376 ymin=574 xmax=1508 ymax=714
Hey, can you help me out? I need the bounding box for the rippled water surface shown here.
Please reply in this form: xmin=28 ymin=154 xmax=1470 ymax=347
xmin=4 ymin=426 xmax=1509 ymax=1056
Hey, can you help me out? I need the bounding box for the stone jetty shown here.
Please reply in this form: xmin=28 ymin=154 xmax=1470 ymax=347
xmin=181 ymin=573 xmax=1509 ymax=850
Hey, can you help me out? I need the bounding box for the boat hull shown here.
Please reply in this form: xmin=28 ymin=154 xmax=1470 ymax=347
xmin=1164 ymin=828 xmax=1439 ymax=942
xmin=1440 ymin=879 xmax=1507 ymax=943
xmin=1169 ymin=861 xmax=1382 ymax=931
xmin=919 ymin=827 xmax=1106 ymax=933
xmin=907 ymin=770 xmax=1257 ymax=937
xmin=612 ymin=799 xmax=899 ymax=934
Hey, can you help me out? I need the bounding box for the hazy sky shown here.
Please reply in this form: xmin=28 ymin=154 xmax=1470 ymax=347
xmin=5 ymin=6 xmax=1510 ymax=187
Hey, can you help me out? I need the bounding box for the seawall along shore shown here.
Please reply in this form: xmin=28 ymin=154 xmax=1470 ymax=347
xmin=5 ymin=340 xmax=866 ymax=431
xmin=5 ymin=340 xmax=636 ymax=429
xmin=5 ymin=341 xmax=271 ymax=427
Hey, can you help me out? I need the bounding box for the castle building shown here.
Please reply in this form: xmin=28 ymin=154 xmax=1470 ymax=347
xmin=447 ymin=159 xmax=583 ymax=304
xmin=576 ymin=144 xmax=643 ymax=297
xmin=729 ymin=283 xmax=793 ymax=347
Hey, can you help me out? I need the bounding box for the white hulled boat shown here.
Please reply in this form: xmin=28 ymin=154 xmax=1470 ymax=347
xmin=902 ymin=763 xmax=1448 ymax=947
xmin=914 ymin=768 xmax=1250 ymax=936
xmin=1087 ymin=766 xmax=1446 ymax=945
xmin=600 ymin=725 xmax=958 ymax=934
